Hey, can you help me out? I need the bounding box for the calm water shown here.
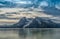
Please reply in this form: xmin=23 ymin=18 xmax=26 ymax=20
xmin=0 ymin=28 xmax=60 ymax=39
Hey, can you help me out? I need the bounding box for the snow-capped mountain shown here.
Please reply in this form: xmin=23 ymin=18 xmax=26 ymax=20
xmin=12 ymin=17 xmax=58 ymax=28
xmin=0 ymin=17 xmax=59 ymax=28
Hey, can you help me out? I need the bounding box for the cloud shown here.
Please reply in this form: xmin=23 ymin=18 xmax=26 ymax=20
xmin=55 ymin=3 xmax=60 ymax=9
xmin=0 ymin=0 xmax=60 ymax=9
xmin=15 ymin=1 xmax=32 ymax=4
xmin=40 ymin=1 xmax=48 ymax=7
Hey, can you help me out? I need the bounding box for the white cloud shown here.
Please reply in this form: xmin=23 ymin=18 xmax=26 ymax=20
xmin=55 ymin=3 xmax=60 ymax=9
xmin=40 ymin=1 xmax=48 ymax=7
xmin=15 ymin=1 xmax=32 ymax=4
xmin=0 ymin=3 xmax=4 ymax=6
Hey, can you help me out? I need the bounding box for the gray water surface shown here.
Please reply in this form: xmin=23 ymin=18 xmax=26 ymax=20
xmin=0 ymin=28 xmax=59 ymax=39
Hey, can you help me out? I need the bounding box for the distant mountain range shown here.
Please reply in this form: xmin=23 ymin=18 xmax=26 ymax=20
xmin=0 ymin=17 xmax=60 ymax=28
xmin=12 ymin=17 xmax=60 ymax=28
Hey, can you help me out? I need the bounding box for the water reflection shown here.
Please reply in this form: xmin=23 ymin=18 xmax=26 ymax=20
xmin=0 ymin=28 xmax=59 ymax=39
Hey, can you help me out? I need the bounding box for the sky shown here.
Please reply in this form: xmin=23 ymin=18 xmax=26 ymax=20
xmin=0 ymin=0 xmax=60 ymax=9
xmin=0 ymin=0 xmax=60 ymax=25
xmin=0 ymin=0 xmax=60 ymax=7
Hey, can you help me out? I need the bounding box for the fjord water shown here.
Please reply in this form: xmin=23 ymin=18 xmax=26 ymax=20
xmin=0 ymin=28 xmax=60 ymax=39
